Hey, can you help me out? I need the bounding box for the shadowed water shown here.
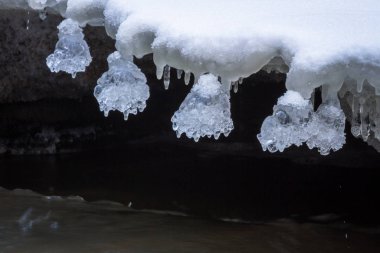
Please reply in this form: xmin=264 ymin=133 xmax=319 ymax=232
xmin=0 ymin=187 xmax=379 ymax=253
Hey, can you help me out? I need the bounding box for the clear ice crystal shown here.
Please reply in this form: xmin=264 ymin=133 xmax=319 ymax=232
xmin=257 ymin=92 xmax=314 ymax=152
xmin=339 ymin=80 xmax=380 ymax=147
xmin=46 ymin=19 xmax=92 ymax=78
xmin=258 ymin=90 xmax=346 ymax=155
xmin=171 ymin=74 xmax=234 ymax=142
xmin=93 ymin=51 xmax=149 ymax=120
xmin=163 ymin=65 xmax=171 ymax=90
xmin=306 ymin=104 xmax=346 ymax=155
xmin=184 ymin=72 xmax=191 ymax=85
xmin=39 ymin=8 xmax=47 ymax=20
xmin=177 ymin=69 xmax=184 ymax=79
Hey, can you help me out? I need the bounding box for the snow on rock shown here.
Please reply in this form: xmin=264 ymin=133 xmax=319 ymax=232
xmin=46 ymin=18 xmax=92 ymax=78
xmin=171 ymin=74 xmax=234 ymax=142
xmin=1 ymin=0 xmax=380 ymax=153
xmin=93 ymin=51 xmax=149 ymax=120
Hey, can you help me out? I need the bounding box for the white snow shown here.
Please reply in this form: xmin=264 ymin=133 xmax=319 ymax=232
xmin=1 ymin=0 xmax=380 ymax=154
xmin=277 ymin=91 xmax=310 ymax=107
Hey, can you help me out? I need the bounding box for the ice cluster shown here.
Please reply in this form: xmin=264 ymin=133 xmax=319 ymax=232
xmin=93 ymin=51 xmax=149 ymax=120
xmin=258 ymin=91 xmax=345 ymax=155
xmin=1 ymin=0 xmax=380 ymax=154
xmin=46 ymin=18 xmax=92 ymax=78
xmin=171 ymin=74 xmax=234 ymax=142
xmin=339 ymin=81 xmax=380 ymax=151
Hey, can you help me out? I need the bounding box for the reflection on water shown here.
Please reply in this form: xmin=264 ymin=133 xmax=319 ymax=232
xmin=0 ymin=187 xmax=379 ymax=253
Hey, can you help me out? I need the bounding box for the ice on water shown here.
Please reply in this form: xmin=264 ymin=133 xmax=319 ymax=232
xmin=46 ymin=18 xmax=92 ymax=78
xmin=93 ymin=51 xmax=150 ymax=120
xmin=258 ymin=91 xmax=346 ymax=155
xmin=171 ymin=74 xmax=234 ymax=142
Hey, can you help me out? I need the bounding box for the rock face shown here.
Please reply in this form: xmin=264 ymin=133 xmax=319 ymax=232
xmin=0 ymin=9 xmax=113 ymax=103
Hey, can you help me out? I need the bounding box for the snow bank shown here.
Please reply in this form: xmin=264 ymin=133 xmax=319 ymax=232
xmin=1 ymin=0 xmax=380 ymax=154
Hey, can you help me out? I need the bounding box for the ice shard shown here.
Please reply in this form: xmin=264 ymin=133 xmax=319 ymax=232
xmin=171 ymin=74 xmax=234 ymax=142
xmin=46 ymin=18 xmax=92 ymax=78
xmin=93 ymin=51 xmax=150 ymax=120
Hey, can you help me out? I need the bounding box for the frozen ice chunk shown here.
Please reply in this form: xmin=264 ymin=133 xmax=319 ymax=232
xmin=46 ymin=19 xmax=92 ymax=78
xmin=306 ymin=104 xmax=346 ymax=155
xmin=94 ymin=51 xmax=150 ymax=120
xmin=171 ymin=74 xmax=234 ymax=142
xmin=258 ymin=90 xmax=346 ymax=155
xmin=257 ymin=91 xmax=314 ymax=152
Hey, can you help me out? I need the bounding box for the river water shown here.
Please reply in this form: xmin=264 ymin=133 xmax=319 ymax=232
xmin=0 ymin=187 xmax=379 ymax=253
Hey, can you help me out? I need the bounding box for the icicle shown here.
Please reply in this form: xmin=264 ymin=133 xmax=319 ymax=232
xmin=359 ymin=101 xmax=370 ymax=141
xmin=163 ymin=65 xmax=171 ymax=90
xmin=222 ymin=80 xmax=232 ymax=91
xmin=351 ymin=96 xmax=361 ymax=137
xmin=310 ymin=89 xmax=316 ymax=109
xmin=233 ymin=81 xmax=239 ymax=93
xmin=356 ymin=79 xmax=364 ymax=93
xmin=39 ymin=8 xmax=47 ymax=21
xmin=193 ymin=73 xmax=200 ymax=84
xmin=156 ymin=65 xmax=164 ymax=80
xmin=176 ymin=69 xmax=183 ymax=79
xmin=184 ymin=72 xmax=191 ymax=85
xmin=238 ymin=77 xmax=243 ymax=85
xmin=373 ymin=97 xmax=380 ymax=139
xmin=376 ymin=87 xmax=380 ymax=96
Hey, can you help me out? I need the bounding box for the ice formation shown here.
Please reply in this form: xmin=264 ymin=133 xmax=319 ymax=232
xmin=46 ymin=18 xmax=92 ymax=78
xmin=171 ymin=74 xmax=234 ymax=142
xmin=339 ymin=81 xmax=380 ymax=151
xmin=1 ymin=0 xmax=380 ymax=154
xmin=258 ymin=91 xmax=346 ymax=155
xmin=93 ymin=51 xmax=149 ymax=120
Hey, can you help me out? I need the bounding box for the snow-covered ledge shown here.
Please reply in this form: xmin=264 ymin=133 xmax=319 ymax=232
xmin=1 ymin=0 xmax=380 ymax=155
